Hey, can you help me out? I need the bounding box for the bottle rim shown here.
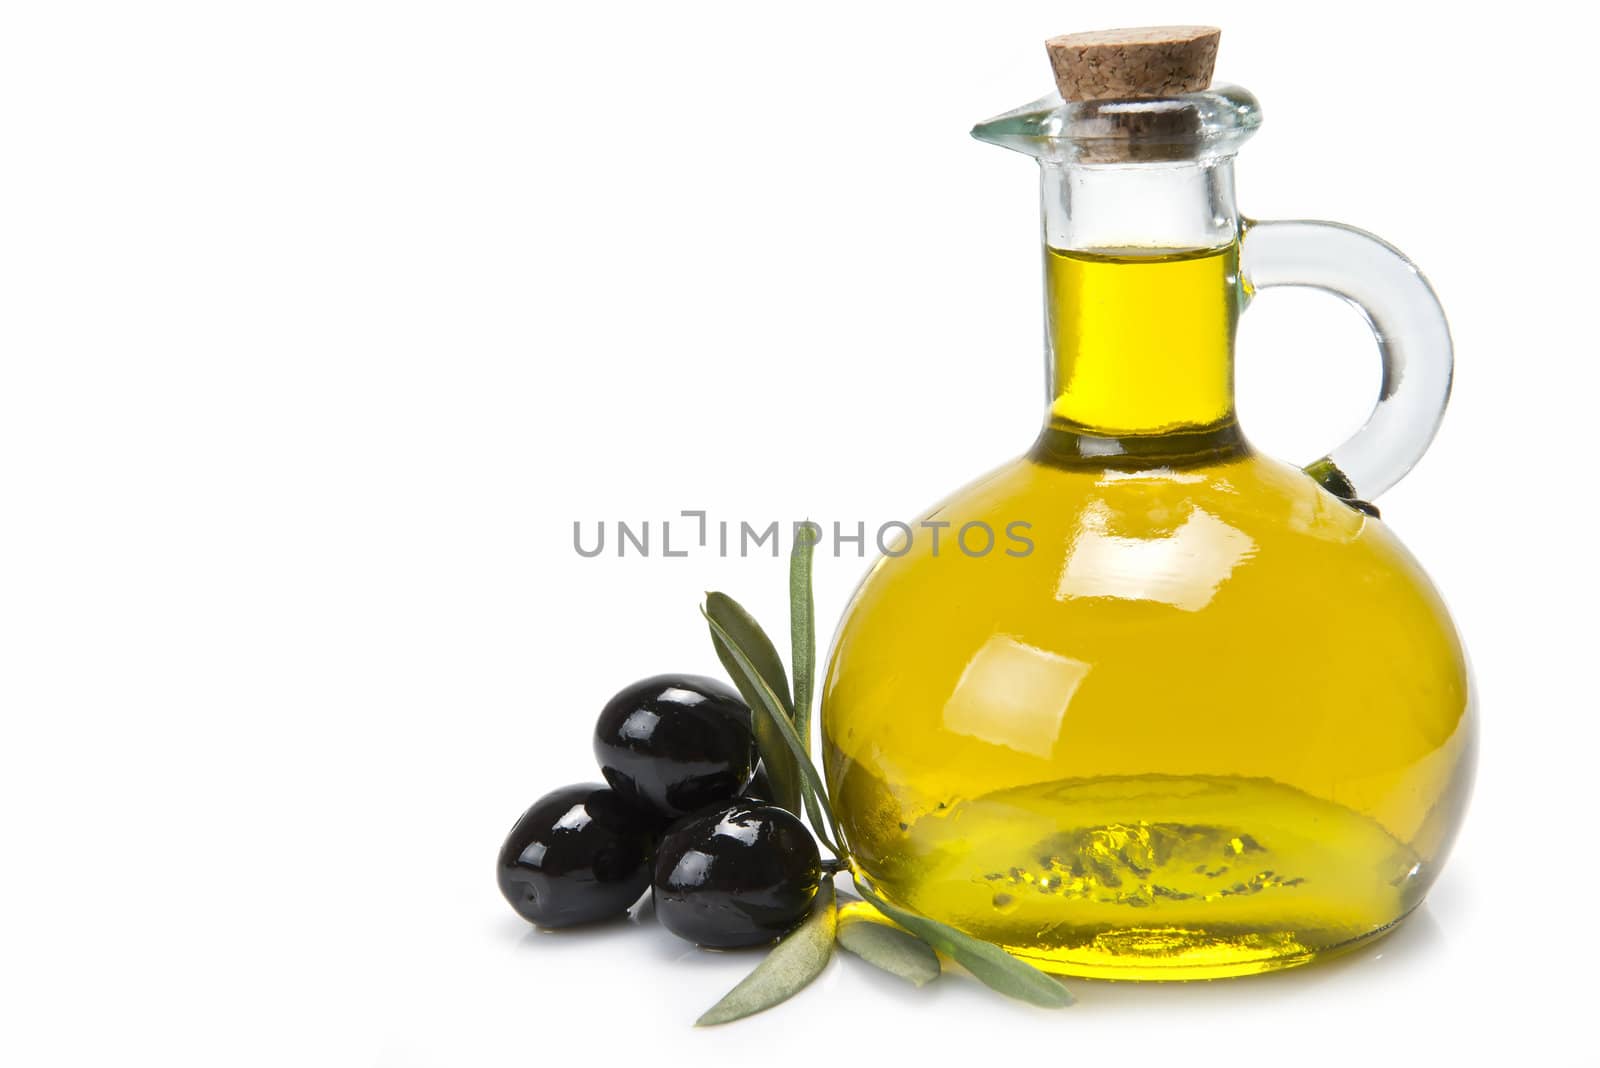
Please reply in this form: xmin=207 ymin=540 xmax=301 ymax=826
xmin=972 ymin=83 xmax=1262 ymax=164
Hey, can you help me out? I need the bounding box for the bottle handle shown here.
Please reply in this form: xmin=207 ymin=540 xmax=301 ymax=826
xmin=1240 ymin=219 xmax=1453 ymax=505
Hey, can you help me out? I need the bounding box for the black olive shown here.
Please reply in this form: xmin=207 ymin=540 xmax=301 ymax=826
xmin=496 ymin=784 xmax=654 ymax=928
xmin=653 ymin=801 xmax=822 ymax=948
xmin=593 ymin=674 xmax=756 ymax=821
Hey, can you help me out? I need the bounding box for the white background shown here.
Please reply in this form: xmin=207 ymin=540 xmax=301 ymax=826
xmin=2 ymin=2 xmax=1595 ymax=1064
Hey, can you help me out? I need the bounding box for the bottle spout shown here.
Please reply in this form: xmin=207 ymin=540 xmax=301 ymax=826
xmin=970 ymin=92 xmax=1072 ymax=157
xmin=970 ymin=84 xmax=1262 ymax=164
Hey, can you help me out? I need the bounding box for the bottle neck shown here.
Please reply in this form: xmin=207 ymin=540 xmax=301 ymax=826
xmin=1034 ymin=159 xmax=1246 ymax=466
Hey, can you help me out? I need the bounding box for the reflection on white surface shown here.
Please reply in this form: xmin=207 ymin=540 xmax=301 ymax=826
xmin=1058 ymin=505 xmax=1255 ymax=612
xmin=941 ymin=635 xmax=1090 ymax=759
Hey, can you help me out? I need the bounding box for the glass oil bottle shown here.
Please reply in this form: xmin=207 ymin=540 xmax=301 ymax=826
xmin=820 ymin=27 xmax=1474 ymax=980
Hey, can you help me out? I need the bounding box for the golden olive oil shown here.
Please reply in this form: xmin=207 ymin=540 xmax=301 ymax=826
xmin=820 ymin=244 xmax=1474 ymax=979
xmin=1046 ymin=245 xmax=1238 ymax=435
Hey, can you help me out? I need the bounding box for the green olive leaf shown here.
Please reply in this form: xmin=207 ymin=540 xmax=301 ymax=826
xmin=789 ymin=522 xmax=818 ymax=758
xmin=703 ymin=608 xmax=845 ymax=856
xmin=704 ymin=591 xmax=803 ymax=816
xmin=705 ymin=592 xmax=793 ymax=714
xmin=853 ymin=878 xmax=1073 ymax=1009
xmin=837 ymin=912 xmax=941 ymax=987
xmin=695 ymin=882 xmax=837 ymax=1027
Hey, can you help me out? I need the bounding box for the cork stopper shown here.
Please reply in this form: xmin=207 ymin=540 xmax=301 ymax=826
xmin=1046 ymin=26 xmax=1220 ymax=102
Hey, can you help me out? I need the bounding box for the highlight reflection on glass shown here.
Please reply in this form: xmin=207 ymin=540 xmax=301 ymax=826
xmin=1058 ymin=504 xmax=1256 ymax=612
xmin=942 ymin=636 xmax=1090 ymax=759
